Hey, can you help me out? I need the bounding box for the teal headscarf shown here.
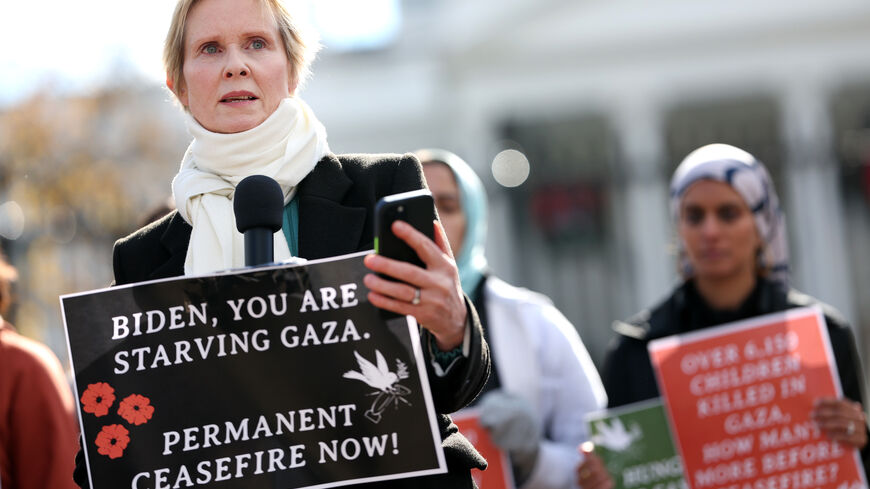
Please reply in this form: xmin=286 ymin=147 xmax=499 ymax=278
xmin=415 ymin=149 xmax=489 ymax=294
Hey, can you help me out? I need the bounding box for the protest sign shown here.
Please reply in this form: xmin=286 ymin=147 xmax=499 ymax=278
xmin=586 ymin=398 xmax=686 ymax=489
xmin=648 ymin=306 xmax=866 ymax=489
xmin=452 ymin=409 xmax=515 ymax=489
xmin=62 ymin=251 xmax=445 ymax=489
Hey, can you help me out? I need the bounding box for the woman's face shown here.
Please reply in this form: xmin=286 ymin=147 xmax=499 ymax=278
xmin=678 ymin=179 xmax=761 ymax=283
xmin=423 ymin=163 xmax=466 ymax=257
xmin=177 ymin=0 xmax=296 ymax=133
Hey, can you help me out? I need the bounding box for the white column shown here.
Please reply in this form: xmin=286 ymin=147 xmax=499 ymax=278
xmin=613 ymin=101 xmax=674 ymax=311
xmin=450 ymin=79 xmax=524 ymax=286
xmin=781 ymin=85 xmax=857 ymax=328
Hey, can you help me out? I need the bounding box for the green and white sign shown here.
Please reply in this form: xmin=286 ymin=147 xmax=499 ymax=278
xmin=586 ymin=399 xmax=686 ymax=489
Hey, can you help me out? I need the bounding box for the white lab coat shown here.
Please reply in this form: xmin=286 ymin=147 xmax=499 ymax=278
xmin=484 ymin=276 xmax=607 ymax=489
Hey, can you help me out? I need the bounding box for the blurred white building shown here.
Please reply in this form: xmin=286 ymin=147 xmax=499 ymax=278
xmin=5 ymin=0 xmax=870 ymax=383
xmin=302 ymin=0 xmax=870 ymax=370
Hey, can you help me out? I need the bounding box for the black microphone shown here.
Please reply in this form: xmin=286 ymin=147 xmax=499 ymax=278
xmin=233 ymin=175 xmax=284 ymax=267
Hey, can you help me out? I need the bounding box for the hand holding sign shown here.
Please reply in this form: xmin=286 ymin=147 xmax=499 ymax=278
xmin=812 ymin=397 xmax=868 ymax=449
xmin=577 ymin=442 xmax=615 ymax=489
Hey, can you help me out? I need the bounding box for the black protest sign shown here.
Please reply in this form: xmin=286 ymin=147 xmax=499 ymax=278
xmin=61 ymin=252 xmax=446 ymax=489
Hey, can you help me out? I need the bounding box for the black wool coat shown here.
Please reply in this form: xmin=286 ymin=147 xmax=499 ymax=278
xmin=74 ymin=153 xmax=490 ymax=489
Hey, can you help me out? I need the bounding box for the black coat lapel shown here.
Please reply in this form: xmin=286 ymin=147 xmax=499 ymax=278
xmin=297 ymin=155 xmax=367 ymax=259
xmin=150 ymin=211 xmax=191 ymax=280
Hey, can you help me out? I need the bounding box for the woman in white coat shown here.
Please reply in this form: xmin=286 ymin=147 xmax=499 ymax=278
xmin=418 ymin=149 xmax=608 ymax=489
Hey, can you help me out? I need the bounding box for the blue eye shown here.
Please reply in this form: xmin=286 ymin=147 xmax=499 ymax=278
xmin=203 ymin=44 xmax=218 ymax=54
xmin=251 ymin=39 xmax=265 ymax=49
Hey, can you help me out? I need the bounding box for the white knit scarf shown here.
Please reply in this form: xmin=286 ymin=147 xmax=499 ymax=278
xmin=172 ymin=97 xmax=329 ymax=275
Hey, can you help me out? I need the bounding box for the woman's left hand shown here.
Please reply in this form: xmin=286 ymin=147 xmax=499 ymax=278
xmin=811 ymin=397 xmax=867 ymax=449
xmin=363 ymin=220 xmax=467 ymax=351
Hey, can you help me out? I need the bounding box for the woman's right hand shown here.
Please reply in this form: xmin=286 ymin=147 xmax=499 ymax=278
xmin=577 ymin=442 xmax=614 ymax=489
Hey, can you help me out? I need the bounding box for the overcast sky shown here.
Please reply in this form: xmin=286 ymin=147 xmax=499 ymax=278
xmin=0 ymin=0 xmax=399 ymax=107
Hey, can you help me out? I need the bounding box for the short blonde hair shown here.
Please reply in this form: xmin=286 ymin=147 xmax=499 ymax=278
xmin=163 ymin=0 xmax=319 ymax=97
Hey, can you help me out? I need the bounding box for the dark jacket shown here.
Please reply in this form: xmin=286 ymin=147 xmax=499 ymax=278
xmin=603 ymin=277 xmax=869 ymax=471
xmin=74 ymin=153 xmax=489 ymax=489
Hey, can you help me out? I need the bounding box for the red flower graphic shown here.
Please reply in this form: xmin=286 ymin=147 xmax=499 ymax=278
xmin=80 ymin=382 xmax=116 ymax=417
xmin=117 ymin=394 xmax=155 ymax=426
xmin=95 ymin=424 xmax=130 ymax=459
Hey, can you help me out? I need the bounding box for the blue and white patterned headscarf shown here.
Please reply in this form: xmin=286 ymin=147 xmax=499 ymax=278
xmin=670 ymin=143 xmax=789 ymax=284
xmin=415 ymin=149 xmax=489 ymax=294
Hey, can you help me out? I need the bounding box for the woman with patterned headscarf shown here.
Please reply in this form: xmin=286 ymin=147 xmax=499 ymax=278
xmin=417 ymin=149 xmax=607 ymax=489
xmin=579 ymin=143 xmax=868 ymax=488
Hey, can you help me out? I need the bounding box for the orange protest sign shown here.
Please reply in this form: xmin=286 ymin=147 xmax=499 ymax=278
xmin=452 ymin=410 xmax=516 ymax=489
xmin=649 ymin=306 xmax=867 ymax=489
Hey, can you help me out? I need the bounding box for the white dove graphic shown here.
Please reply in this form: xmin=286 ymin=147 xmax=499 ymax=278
xmin=592 ymin=418 xmax=642 ymax=452
xmin=343 ymin=350 xmax=399 ymax=393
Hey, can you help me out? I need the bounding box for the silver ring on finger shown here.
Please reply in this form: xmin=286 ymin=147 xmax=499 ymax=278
xmin=411 ymin=287 xmax=421 ymax=305
xmin=848 ymin=421 xmax=856 ymax=436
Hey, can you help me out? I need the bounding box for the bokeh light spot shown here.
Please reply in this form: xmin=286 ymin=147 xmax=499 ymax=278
xmin=0 ymin=201 xmax=25 ymax=240
xmin=491 ymin=150 xmax=530 ymax=188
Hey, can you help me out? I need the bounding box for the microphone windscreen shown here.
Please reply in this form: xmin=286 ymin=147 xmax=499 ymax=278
xmin=233 ymin=175 xmax=285 ymax=233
